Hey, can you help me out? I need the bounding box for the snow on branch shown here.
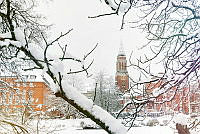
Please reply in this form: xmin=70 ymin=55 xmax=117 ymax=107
xmin=54 ymin=79 xmax=127 ymax=134
xmin=0 ymin=1 xmax=128 ymax=133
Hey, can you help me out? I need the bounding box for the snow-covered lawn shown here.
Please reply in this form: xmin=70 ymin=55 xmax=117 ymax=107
xmin=57 ymin=126 xmax=174 ymax=134
xmin=4 ymin=114 xmax=200 ymax=134
xmin=129 ymin=126 xmax=174 ymax=134
xmin=36 ymin=118 xmax=175 ymax=134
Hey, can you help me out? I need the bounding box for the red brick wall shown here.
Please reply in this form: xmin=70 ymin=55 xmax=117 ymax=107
xmin=0 ymin=77 xmax=49 ymax=112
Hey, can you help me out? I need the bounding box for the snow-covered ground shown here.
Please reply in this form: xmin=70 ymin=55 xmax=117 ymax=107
xmin=57 ymin=125 xmax=174 ymax=134
xmin=34 ymin=118 xmax=175 ymax=134
xmin=2 ymin=114 xmax=200 ymax=134
xmin=56 ymin=126 xmax=174 ymax=134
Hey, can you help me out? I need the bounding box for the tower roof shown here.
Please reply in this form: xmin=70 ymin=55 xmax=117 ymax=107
xmin=118 ymin=42 xmax=125 ymax=56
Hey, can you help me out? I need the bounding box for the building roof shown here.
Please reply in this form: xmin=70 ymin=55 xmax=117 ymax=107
xmin=0 ymin=69 xmax=47 ymax=83
xmin=21 ymin=70 xmax=44 ymax=82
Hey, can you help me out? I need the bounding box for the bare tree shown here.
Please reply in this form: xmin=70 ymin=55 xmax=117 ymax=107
xmin=98 ymin=0 xmax=200 ymax=106
xmin=0 ymin=0 xmax=126 ymax=134
xmin=97 ymin=0 xmax=200 ymax=85
xmin=93 ymin=71 xmax=122 ymax=113
xmin=96 ymin=0 xmax=200 ymax=130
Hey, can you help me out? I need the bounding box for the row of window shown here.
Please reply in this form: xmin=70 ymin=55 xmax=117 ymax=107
xmin=117 ymin=61 xmax=127 ymax=71
xmin=0 ymin=83 xmax=35 ymax=89
xmin=10 ymin=82 xmax=34 ymax=88
xmin=0 ymin=106 xmax=34 ymax=113
xmin=0 ymin=90 xmax=34 ymax=105
xmin=22 ymin=75 xmax=37 ymax=80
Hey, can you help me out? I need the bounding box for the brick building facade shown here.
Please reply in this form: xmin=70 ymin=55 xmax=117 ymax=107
xmin=0 ymin=72 xmax=50 ymax=113
xmin=145 ymin=81 xmax=190 ymax=115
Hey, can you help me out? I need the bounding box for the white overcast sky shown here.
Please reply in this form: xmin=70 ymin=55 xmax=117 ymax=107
xmin=38 ymin=0 xmax=150 ymax=77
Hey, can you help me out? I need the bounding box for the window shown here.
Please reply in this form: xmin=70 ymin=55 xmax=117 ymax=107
xmin=23 ymin=83 xmax=27 ymax=87
xmin=122 ymin=81 xmax=126 ymax=88
xmin=8 ymin=91 xmax=13 ymax=104
xmin=27 ymin=90 xmax=33 ymax=104
xmin=15 ymin=95 xmax=21 ymax=105
xmin=4 ymin=106 xmax=9 ymax=113
xmin=30 ymin=75 xmax=36 ymax=79
xmin=15 ymin=88 xmax=20 ymax=94
xmin=22 ymin=75 xmax=28 ymax=80
xmin=21 ymin=90 xmax=26 ymax=104
xmin=10 ymin=83 xmax=14 ymax=87
xmin=15 ymin=89 xmax=21 ymax=105
xmin=1 ymin=91 xmax=7 ymax=105
xmin=16 ymin=83 xmax=20 ymax=87
xmin=29 ymin=83 xmax=34 ymax=87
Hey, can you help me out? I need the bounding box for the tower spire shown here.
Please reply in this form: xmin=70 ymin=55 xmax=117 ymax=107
xmin=118 ymin=40 xmax=125 ymax=56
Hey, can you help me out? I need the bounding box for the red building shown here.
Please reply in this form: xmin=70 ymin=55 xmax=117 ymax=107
xmin=0 ymin=71 xmax=50 ymax=113
xmin=189 ymin=82 xmax=200 ymax=115
xmin=115 ymin=45 xmax=200 ymax=116
xmin=145 ymin=81 xmax=190 ymax=115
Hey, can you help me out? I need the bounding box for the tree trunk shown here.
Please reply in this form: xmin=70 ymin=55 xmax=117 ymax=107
xmin=176 ymin=123 xmax=190 ymax=134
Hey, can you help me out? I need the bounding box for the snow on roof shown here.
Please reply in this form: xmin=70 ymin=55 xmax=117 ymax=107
xmin=15 ymin=69 xmax=45 ymax=82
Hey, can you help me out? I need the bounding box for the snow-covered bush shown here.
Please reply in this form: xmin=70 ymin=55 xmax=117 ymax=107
xmin=159 ymin=119 xmax=169 ymax=126
xmin=80 ymin=118 xmax=100 ymax=129
xmin=146 ymin=119 xmax=159 ymax=127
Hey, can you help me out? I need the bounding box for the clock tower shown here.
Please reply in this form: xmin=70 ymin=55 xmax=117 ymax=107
xmin=115 ymin=44 xmax=129 ymax=93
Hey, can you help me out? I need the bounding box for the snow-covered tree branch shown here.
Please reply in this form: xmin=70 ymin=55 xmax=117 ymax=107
xmin=0 ymin=0 xmax=127 ymax=133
